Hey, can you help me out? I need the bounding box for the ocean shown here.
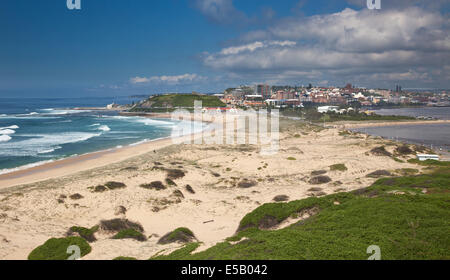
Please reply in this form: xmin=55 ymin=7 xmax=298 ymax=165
xmin=354 ymin=107 xmax=450 ymax=152
xmin=0 ymin=97 xmax=201 ymax=174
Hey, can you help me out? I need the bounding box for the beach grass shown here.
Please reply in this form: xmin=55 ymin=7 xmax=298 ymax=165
xmin=112 ymin=229 xmax=147 ymax=242
xmin=150 ymin=242 xmax=201 ymax=260
xmin=28 ymin=237 xmax=91 ymax=260
xmin=153 ymin=167 xmax=450 ymax=260
xmin=113 ymin=256 xmax=138 ymax=260
xmin=158 ymin=227 xmax=196 ymax=245
xmin=330 ymin=164 xmax=348 ymax=172
xmin=68 ymin=225 xmax=99 ymax=242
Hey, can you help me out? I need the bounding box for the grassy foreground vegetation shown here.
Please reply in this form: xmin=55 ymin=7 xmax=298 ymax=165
xmin=28 ymin=237 xmax=91 ymax=260
xmin=68 ymin=225 xmax=99 ymax=242
xmin=152 ymin=165 xmax=450 ymax=260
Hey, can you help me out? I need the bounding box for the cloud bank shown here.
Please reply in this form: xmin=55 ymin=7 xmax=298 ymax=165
xmin=202 ymin=7 xmax=450 ymax=87
xmin=130 ymin=74 xmax=206 ymax=85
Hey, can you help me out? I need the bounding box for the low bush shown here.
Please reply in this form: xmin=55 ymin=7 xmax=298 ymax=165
xmin=395 ymin=145 xmax=414 ymax=155
xmin=330 ymin=164 xmax=348 ymax=172
xmin=273 ymin=195 xmax=289 ymax=202
xmin=309 ymin=176 xmax=332 ymax=184
xmin=112 ymin=229 xmax=147 ymax=242
xmin=28 ymin=237 xmax=91 ymax=260
xmin=238 ymin=180 xmax=258 ymax=188
xmin=105 ymin=181 xmax=127 ymax=190
xmin=158 ymin=227 xmax=197 ymax=245
xmin=366 ymin=170 xmax=392 ymax=178
xmin=370 ymin=146 xmax=392 ymax=157
xmin=69 ymin=193 xmax=83 ymax=200
xmin=166 ymin=169 xmax=185 ymax=180
xmin=99 ymin=219 xmax=144 ymax=233
xmin=68 ymin=225 xmax=99 ymax=242
xmin=140 ymin=181 xmax=166 ymax=190
xmin=185 ymin=185 xmax=195 ymax=194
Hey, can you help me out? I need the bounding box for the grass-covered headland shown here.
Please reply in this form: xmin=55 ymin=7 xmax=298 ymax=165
xmin=153 ymin=164 xmax=450 ymax=260
xmin=130 ymin=94 xmax=226 ymax=113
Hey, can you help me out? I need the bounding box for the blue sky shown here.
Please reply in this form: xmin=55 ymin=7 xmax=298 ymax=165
xmin=1 ymin=0 xmax=449 ymax=97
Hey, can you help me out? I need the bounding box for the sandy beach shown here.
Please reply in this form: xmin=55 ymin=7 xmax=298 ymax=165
xmin=0 ymin=116 xmax=431 ymax=260
xmin=0 ymin=132 xmax=193 ymax=190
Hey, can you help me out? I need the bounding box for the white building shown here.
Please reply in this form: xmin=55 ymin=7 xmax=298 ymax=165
xmin=417 ymin=154 xmax=440 ymax=161
xmin=317 ymin=106 xmax=339 ymax=113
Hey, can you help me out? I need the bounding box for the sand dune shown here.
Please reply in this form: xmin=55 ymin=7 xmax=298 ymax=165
xmin=0 ymin=118 xmax=423 ymax=260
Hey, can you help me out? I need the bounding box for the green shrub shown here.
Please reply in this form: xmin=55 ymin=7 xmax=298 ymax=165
xmin=150 ymin=243 xmax=201 ymax=260
xmin=112 ymin=229 xmax=147 ymax=242
xmin=113 ymin=256 xmax=138 ymax=260
xmin=370 ymin=146 xmax=392 ymax=157
xmin=395 ymin=145 xmax=414 ymax=155
xmin=366 ymin=170 xmax=392 ymax=178
xmin=68 ymin=225 xmax=99 ymax=242
xmin=393 ymin=157 xmax=405 ymax=163
xmin=158 ymin=227 xmax=196 ymax=244
xmin=395 ymin=168 xmax=419 ymax=176
xmin=166 ymin=169 xmax=186 ymax=179
xmin=309 ymin=176 xmax=332 ymax=184
xmin=408 ymin=159 xmax=450 ymax=167
xmin=100 ymin=218 xmax=144 ymax=233
xmin=165 ymin=178 xmax=177 ymax=186
xmin=237 ymin=180 xmax=257 ymax=188
xmin=330 ymin=164 xmax=348 ymax=172
xmin=105 ymin=181 xmax=127 ymax=190
xmin=140 ymin=181 xmax=166 ymax=190
xmin=28 ymin=237 xmax=91 ymax=260
xmin=152 ymin=168 xmax=450 ymax=260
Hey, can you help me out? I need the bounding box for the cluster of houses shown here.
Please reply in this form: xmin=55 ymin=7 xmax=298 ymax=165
xmin=215 ymin=84 xmax=449 ymax=109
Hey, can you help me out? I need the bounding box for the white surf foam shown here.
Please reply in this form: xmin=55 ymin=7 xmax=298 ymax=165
xmin=98 ymin=125 xmax=111 ymax=132
xmin=108 ymin=116 xmax=175 ymax=127
xmin=40 ymin=109 xmax=92 ymax=115
xmin=0 ymin=135 xmax=12 ymax=142
xmin=0 ymin=125 xmax=19 ymax=130
xmin=37 ymin=146 xmax=62 ymax=154
xmin=0 ymin=129 xmax=16 ymax=135
xmin=0 ymin=132 xmax=101 ymax=157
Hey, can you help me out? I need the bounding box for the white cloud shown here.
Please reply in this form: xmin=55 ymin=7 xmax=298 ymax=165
xmin=219 ymin=41 xmax=296 ymax=55
xmin=130 ymin=77 xmax=150 ymax=84
xmin=194 ymin=0 xmax=246 ymax=24
xmin=130 ymin=74 xmax=206 ymax=85
xmin=202 ymin=7 xmax=450 ymax=87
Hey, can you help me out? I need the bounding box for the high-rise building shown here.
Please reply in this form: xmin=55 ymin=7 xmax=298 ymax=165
xmin=256 ymin=84 xmax=271 ymax=100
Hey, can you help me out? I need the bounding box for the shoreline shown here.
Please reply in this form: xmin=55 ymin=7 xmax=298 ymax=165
xmin=342 ymin=120 xmax=450 ymax=161
xmin=0 ymin=113 xmax=211 ymax=190
xmin=2 ymin=117 xmax=448 ymax=189
xmin=0 ymin=136 xmax=179 ymax=190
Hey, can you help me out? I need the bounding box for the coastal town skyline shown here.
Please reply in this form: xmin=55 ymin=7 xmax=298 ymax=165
xmin=1 ymin=0 xmax=449 ymax=97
